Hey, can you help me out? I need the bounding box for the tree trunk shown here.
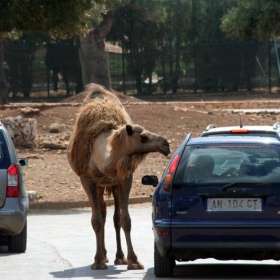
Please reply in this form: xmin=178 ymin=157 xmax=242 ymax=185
xmin=0 ymin=40 xmax=8 ymax=104
xmin=79 ymin=11 xmax=115 ymax=90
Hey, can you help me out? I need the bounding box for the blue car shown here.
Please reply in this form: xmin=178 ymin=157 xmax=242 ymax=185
xmin=142 ymin=126 xmax=280 ymax=277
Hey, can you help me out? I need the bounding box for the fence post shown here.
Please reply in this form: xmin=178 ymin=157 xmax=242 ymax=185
xmin=273 ymin=36 xmax=280 ymax=87
xmin=192 ymin=0 xmax=197 ymax=93
xmin=46 ymin=52 xmax=50 ymax=98
xmin=268 ymin=39 xmax=271 ymax=92
xmin=121 ymin=11 xmax=126 ymax=95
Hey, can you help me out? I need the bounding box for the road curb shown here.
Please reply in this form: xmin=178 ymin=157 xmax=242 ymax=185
xmin=29 ymin=196 xmax=152 ymax=210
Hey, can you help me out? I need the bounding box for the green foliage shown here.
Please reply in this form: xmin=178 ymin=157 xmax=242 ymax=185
xmin=107 ymin=0 xmax=243 ymax=94
xmin=109 ymin=53 xmax=123 ymax=75
xmin=193 ymin=0 xmax=237 ymax=43
xmin=221 ymin=0 xmax=280 ymax=39
xmin=0 ymin=0 xmax=126 ymax=39
xmin=107 ymin=1 xmax=164 ymax=93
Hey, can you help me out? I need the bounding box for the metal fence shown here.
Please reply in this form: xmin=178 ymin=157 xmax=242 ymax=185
xmin=111 ymin=40 xmax=279 ymax=95
xmin=3 ymin=0 xmax=280 ymax=99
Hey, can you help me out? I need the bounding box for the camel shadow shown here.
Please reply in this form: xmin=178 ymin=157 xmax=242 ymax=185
xmin=144 ymin=263 xmax=280 ymax=280
xmin=50 ymin=262 xmax=280 ymax=279
xmin=50 ymin=264 xmax=149 ymax=279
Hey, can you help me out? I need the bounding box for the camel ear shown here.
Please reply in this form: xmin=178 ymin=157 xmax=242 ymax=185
xmin=126 ymin=125 xmax=133 ymax=136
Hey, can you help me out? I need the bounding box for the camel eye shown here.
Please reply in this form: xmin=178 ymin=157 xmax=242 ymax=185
xmin=140 ymin=135 xmax=148 ymax=143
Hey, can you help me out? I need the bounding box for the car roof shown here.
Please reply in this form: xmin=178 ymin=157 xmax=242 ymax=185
xmin=187 ymin=135 xmax=280 ymax=146
xmin=201 ymin=123 xmax=280 ymax=137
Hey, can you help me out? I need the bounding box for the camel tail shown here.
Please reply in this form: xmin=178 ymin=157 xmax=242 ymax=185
xmin=105 ymin=187 xmax=113 ymax=198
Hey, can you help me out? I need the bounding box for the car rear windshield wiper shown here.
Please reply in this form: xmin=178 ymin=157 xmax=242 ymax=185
xmin=222 ymin=182 xmax=272 ymax=192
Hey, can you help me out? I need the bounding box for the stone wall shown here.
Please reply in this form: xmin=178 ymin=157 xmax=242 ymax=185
xmin=1 ymin=116 xmax=38 ymax=148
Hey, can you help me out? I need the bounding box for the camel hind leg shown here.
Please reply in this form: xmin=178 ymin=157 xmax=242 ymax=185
xmin=112 ymin=186 xmax=128 ymax=265
xmin=116 ymin=177 xmax=144 ymax=270
xmin=80 ymin=176 xmax=108 ymax=269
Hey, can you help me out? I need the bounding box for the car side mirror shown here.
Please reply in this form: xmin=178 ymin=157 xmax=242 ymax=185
xmin=142 ymin=175 xmax=158 ymax=187
xmin=19 ymin=158 xmax=28 ymax=166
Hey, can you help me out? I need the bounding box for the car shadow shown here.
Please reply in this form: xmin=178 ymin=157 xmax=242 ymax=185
xmin=0 ymin=245 xmax=8 ymax=253
xmin=50 ymin=262 xmax=280 ymax=280
xmin=157 ymin=263 xmax=280 ymax=279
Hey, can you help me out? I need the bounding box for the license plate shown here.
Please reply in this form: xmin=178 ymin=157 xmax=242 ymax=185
xmin=207 ymin=198 xmax=262 ymax=212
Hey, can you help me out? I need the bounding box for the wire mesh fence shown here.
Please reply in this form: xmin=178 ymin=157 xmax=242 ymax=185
xmin=3 ymin=0 xmax=280 ymax=99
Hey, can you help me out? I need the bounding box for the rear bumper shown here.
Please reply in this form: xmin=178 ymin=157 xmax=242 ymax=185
xmin=0 ymin=197 xmax=29 ymax=235
xmin=172 ymin=226 xmax=280 ymax=243
xmin=154 ymin=223 xmax=280 ymax=261
xmin=170 ymin=245 xmax=280 ymax=261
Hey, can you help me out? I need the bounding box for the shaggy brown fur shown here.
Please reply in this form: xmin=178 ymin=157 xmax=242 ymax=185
xmin=108 ymin=128 xmax=147 ymax=179
xmin=82 ymin=83 xmax=124 ymax=106
xmin=67 ymin=83 xmax=170 ymax=271
xmin=69 ymin=100 xmax=129 ymax=176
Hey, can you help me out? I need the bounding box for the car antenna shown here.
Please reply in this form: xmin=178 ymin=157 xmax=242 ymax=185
xmin=239 ymin=111 xmax=243 ymax=128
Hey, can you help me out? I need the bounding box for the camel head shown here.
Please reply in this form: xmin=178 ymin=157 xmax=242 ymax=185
xmin=111 ymin=124 xmax=171 ymax=157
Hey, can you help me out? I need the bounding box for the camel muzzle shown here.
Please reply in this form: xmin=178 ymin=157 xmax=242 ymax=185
xmin=158 ymin=140 xmax=171 ymax=156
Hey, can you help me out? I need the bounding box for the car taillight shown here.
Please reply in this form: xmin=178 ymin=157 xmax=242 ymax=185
xmin=231 ymin=129 xmax=249 ymax=134
xmin=163 ymin=154 xmax=180 ymax=192
xmin=157 ymin=230 xmax=170 ymax=236
xmin=7 ymin=164 xmax=20 ymax=197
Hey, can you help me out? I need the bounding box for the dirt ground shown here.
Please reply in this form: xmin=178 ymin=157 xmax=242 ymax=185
xmin=2 ymin=90 xmax=280 ymax=204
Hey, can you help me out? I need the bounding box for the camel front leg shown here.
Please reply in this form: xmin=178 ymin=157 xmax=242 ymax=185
xmin=118 ymin=176 xmax=144 ymax=270
xmin=99 ymin=187 xmax=108 ymax=264
xmin=112 ymin=186 xmax=128 ymax=265
xmin=80 ymin=176 xmax=108 ymax=269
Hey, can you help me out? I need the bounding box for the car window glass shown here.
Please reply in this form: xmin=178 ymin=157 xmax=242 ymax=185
xmin=174 ymin=144 xmax=280 ymax=184
xmin=0 ymin=131 xmax=11 ymax=169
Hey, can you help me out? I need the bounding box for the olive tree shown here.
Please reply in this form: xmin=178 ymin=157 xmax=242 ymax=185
xmin=0 ymin=0 xmax=124 ymax=103
xmin=221 ymin=0 xmax=280 ymax=39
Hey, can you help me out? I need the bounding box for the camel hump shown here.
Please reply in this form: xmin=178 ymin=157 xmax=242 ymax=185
xmin=82 ymin=83 xmax=132 ymax=124
xmin=83 ymin=83 xmax=123 ymax=107
xmin=69 ymin=86 xmax=130 ymax=175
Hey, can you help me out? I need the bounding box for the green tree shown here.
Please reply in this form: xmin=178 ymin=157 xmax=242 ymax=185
xmin=220 ymin=0 xmax=280 ymax=91
xmin=221 ymin=0 xmax=280 ymax=39
xmin=192 ymin=0 xmax=241 ymax=91
xmin=0 ymin=0 xmax=124 ymax=103
xmin=107 ymin=0 xmax=164 ymax=94
xmin=4 ymin=34 xmax=39 ymax=98
xmin=159 ymin=0 xmax=192 ymax=93
xmin=194 ymin=0 xmax=237 ymax=43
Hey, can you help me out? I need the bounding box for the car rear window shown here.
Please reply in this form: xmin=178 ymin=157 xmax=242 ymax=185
xmin=0 ymin=131 xmax=11 ymax=169
xmin=174 ymin=143 xmax=280 ymax=184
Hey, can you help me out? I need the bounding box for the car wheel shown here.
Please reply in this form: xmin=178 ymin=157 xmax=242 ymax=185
xmin=154 ymin=242 xmax=175 ymax=277
xmin=0 ymin=235 xmax=8 ymax=246
xmin=8 ymin=221 xmax=27 ymax=253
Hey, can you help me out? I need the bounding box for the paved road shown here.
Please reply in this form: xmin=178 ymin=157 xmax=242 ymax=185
xmin=1 ymin=203 xmax=280 ymax=280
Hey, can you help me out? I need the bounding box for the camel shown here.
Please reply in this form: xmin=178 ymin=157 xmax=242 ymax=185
xmin=67 ymin=83 xmax=171 ymax=270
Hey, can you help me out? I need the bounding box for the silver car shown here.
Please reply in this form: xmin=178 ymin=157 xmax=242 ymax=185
xmin=201 ymin=122 xmax=280 ymax=138
xmin=0 ymin=122 xmax=28 ymax=253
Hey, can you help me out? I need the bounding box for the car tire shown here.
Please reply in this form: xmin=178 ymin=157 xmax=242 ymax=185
xmin=8 ymin=221 xmax=27 ymax=253
xmin=154 ymin=242 xmax=175 ymax=277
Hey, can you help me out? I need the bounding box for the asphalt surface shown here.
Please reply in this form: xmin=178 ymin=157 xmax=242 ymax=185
xmin=28 ymin=196 xmax=152 ymax=210
xmin=1 ymin=203 xmax=154 ymax=280
xmin=2 ymin=203 xmax=280 ymax=280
